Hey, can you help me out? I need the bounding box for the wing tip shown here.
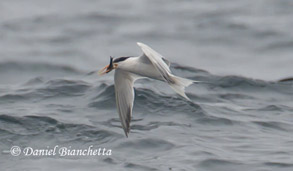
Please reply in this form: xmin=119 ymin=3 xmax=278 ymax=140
xmin=137 ymin=42 xmax=146 ymax=47
xmin=124 ymin=131 xmax=129 ymax=138
xmin=121 ymin=122 xmax=130 ymax=138
xmin=123 ymin=126 xmax=130 ymax=138
xmin=122 ymin=106 xmax=132 ymax=138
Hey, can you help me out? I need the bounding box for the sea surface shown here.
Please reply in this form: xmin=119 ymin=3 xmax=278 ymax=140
xmin=1 ymin=0 xmax=293 ymax=171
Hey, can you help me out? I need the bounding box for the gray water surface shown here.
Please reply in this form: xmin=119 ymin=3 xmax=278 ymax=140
xmin=1 ymin=0 xmax=293 ymax=171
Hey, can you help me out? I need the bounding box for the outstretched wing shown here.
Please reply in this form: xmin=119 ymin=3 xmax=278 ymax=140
xmin=114 ymin=69 xmax=136 ymax=137
xmin=137 ymin=42 xmax=174 ymax=83
xmin=137 ymin=42 xmax=195 ymax=100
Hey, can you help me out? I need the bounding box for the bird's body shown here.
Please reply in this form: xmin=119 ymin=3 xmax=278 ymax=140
xmin=99 ymin=42 xmax=196 ymax=137
xmin=116 ymin=56 xmax=165 ymax=81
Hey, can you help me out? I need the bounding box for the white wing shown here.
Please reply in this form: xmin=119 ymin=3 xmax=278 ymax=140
xmin=114 ymin=69 xmax=136 ymax=137
xmin=137 ymin=42 xmax=194 ymax=100
xmin=137 ymin=42 xmax=174 ymax=83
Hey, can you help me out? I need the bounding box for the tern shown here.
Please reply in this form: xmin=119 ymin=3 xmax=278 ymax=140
xmin=99 ymin=42 xmax=195 ymax=137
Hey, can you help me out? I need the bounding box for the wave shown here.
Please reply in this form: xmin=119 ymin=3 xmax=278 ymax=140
xmin=1 ymin=64 xmax=292 ymax=112
xmin=89 ymin=83 xmax=206 ymax=118
xmin=1 ymin=65 xmax=292 ymax=136
xmin=0 ymin=79 xmax=91 ymax=103
xmin=198 ymin=158 xmax=245 ymax=170
xmin=279 ymin=77 xmax=293 ymax=83
xmin=253 ymin=121 xmax=293 ymax=132
xmin=0 ymin=61 xmax=84 ymax=74
xmin=118 ymin=138 xmax=175 ymax=151
xmin=264 ymin=162 xmax=293 ymax=168
xmin=0 ymin=115 xmax=121 ymax=143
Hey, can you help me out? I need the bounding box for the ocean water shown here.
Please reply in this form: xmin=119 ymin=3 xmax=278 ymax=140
xmin=1 ymin=0 xmax=293 ymax=171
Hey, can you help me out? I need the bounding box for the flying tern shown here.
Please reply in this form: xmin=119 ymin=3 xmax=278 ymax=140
xmin=99 ymin=42 xmax=195 ymax=137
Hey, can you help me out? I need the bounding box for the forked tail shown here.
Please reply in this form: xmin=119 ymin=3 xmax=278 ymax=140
xmin=168 ymin=74 xmax=196 ymax=100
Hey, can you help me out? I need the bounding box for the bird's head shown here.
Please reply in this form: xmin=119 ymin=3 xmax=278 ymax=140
xmin=98 ymin=56 xmax=117 ymax=75
xmin=98 ymin=56 xmax=129 ymax=75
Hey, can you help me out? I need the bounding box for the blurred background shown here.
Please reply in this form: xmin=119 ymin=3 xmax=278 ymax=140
xmin=0 ymin=0 xmax=292 ymax=85
xmin=1 ymin=1 xmax=293 ymax=171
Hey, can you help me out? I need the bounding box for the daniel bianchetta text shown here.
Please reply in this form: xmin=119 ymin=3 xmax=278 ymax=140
xmin=11 ymin=145 xmax=112 ymax=157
